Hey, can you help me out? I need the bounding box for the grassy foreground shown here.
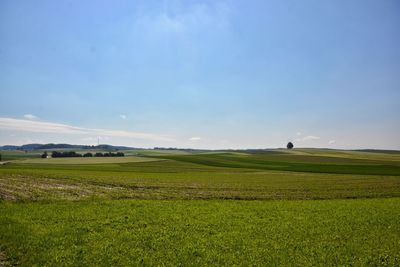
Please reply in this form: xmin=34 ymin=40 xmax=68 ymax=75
xmin=0 ymin=148 xmax=399 ymax=266
xmin=1 ymin=198 xmax=399 ymax=266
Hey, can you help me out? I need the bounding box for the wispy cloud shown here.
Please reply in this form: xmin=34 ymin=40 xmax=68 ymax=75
xmin=0 ymin=117 xmax=174 ymax=142
xmin=189 ymin=137 xmax=201 ymax=141
xmin=1 ymin=118 xmax=85 ymax=134
xmin=119 ymin=114 xmax=127 ymax=120
xmin=296 ymin=135 xmax=321 ymax=142
xmin=328 ymin=140 xmax=336 ymax=144
xmin=136 ymin=2 xmax=232 ymax=35
xmin=23 ymin=114 xmax=38 ymax=120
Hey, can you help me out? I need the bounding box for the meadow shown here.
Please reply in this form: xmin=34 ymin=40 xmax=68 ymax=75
xmin=0 ymin=148 xmax=399 ymax=266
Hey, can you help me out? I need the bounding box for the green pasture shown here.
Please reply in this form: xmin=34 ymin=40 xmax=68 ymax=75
xmin=0 ymin=150 xmax=42 ymax=161
xmin=150 ymin=150 xmax=400 ymax=176
xmin=17 ymin=156 xmax=161 ymax=164
xmin=0 ymin=160 xmax=399 ymax=201
xmin=0 ymin=198 xmax=399 ymax=266
xmin=0 ymin=148 xmax=399 ymax=266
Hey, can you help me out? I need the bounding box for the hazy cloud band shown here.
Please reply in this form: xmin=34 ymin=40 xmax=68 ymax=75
xmin=0 ymin=118 xmax=174 ymax=142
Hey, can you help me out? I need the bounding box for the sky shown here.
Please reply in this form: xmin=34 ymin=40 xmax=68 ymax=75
xmin=0 ymin=0 xmax=399 ymax=149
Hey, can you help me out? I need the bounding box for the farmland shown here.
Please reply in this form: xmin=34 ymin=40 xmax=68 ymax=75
xmin=0 ymin=149 xmax=400 ymax=266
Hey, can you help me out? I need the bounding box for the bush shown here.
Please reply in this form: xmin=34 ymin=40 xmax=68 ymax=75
xmin=51 ymin=151 xmax=82 ymax=158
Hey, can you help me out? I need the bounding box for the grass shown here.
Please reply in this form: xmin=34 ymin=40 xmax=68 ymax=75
xmin=0 ymin=162 xmax=399 ymax=201
xmin=17 ymin=156 xmax=161 ymax=164
xmin=0 ymin=198 xmax=399 ymax=266
xmin=150 ymin=151 xmax=400 ymax=176
xmin=0 ymin=150 xmax=42 ymax=161
xmin=0 ymin=148 xmax=399 ymax=266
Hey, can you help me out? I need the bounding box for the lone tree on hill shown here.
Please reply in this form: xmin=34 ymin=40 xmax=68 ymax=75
xmin=287 ymin=142 xmax=294 ymax=149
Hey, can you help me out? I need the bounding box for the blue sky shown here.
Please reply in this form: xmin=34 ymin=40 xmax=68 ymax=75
xmin=0 ymin=0 xmax=399 ymax=149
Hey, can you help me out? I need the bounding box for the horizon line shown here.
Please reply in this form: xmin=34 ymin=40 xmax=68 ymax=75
xmin=1 ymin=143 xmax=399 ymax=152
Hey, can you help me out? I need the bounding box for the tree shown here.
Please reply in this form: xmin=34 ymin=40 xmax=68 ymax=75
xmin=287 ymin=142 xmax=294 ymax=149
xmin=0 ymin=153 xmax=2 ymax=162
xmin=41 ymin=152 xmax=48 ymax=158
xmin=83 ymin=152 xmax=93 ymax=157
xmin=52 ymin=151 xmax=61 ymax=158
xmin=51 ymin=151 xmax=82 ymax=157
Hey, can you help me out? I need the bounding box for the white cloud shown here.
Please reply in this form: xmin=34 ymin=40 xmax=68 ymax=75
xmin=189 ymin=137 xmax=201 ymax=141
xmin=0 ymin=117 xmax=174 ymax=142
xmin=296 ymin=132 xmax=302 ymax=136
xmin=329 ymin=140 xmax=336 ymax=144
xmin=119 ymin=114 xmax=127 ymax=120
xmin=23 ymin=114 xmax=38 ymax=120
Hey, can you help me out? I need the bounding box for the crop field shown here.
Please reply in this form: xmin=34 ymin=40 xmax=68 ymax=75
xmin=17 ymin=155 xmax=161 ymax=165
xmin=0 ymin=149 xmax=400 ymax=266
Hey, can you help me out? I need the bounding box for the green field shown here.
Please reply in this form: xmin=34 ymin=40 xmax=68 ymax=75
xmin=0 ymin=149 xmax=399 ymax=266
xmin=17 ymin=155 xmax=161 ymax=165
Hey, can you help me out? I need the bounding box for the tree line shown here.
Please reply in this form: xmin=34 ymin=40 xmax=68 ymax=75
xmin=42 ymin=151 xmax=125 ymax=158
